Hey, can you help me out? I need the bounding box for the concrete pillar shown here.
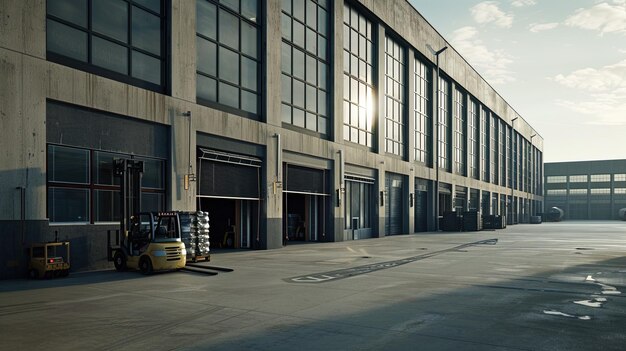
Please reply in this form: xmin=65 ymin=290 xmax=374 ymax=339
xmin=407 ymin=48 xmax=416 ymax=233
xmin=168 ymin=110 xmax=196 ymax=212
xmin=376 ymin=23 xmax=386 ymax=155
xmin=377 ymin=167 xmax=386 ymax=237
xmin=171 ymin=0 xmax=196 ymax=102
xmin=332 ymin=0 xmax=344 ymax=143
xmin=266 ymin=0 xmax=282 ymax=127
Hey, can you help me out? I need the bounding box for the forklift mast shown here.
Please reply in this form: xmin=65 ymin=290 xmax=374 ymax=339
xmin=114 ymin=159 xmax=144 ymax=235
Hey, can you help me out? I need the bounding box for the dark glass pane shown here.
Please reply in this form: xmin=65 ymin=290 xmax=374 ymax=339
xmin=142 ymin=158 xmax=163 ymax=188
xmin=318 ymin=90 xmax=326 ymax=116
xmin=48 ymin=187 xmax=89 ymax=223
xmin=293 ymin=0 xmax=304 ymax=21
xmin=292 ymin=79 xmax=304 ymax=108
xmin=132 ymin=6 xmax=161 ymax=55
xmin=318 ymin=116 xmax=327 ymax=134
xmin=241 ymin=90 xmax=257 ymax=114
xmin=134 ymin=0 xmax=161 ymax=14
xmin=95 ymin=190 xmax=120 ymax=222
xmin=197 ymin=37 xmax=217 ymax=76
xmin=221 ymin=0 xmax=239 ymax=12
xmin=241 ymin=0 xmax=257 ymax=22
xmin=293 ymin=20 xmax=304 ymax=47
xmin=281 ymin=13 xmax=291 ymax=40
xmin=92 ymin=0 xmax=128 ymax=43
xmin=293 ymin=48 xmax=304 ymax=79
xmin=92 ymin=37 xmax=128 ymax=74
xmin=306 ymin=84 xmax=316 ymax=111
xmin=318 ymin=8 xmax=327 ymax=36
xmin=318 ymin=61 xmax=327 ymax=87
xmin=241 ymin=56 xmax=257 ymax=90
xmin=219 ymin=82 xmax=239 ymax=108
xmin=218 ymin=46 xmax=239 ymax=84
xmin=132 ymin=50 xmax=161 ymax=84
xmin=282 ymin=0 xmax=291 ymax=14
xmin=318 ymin=0 xmax=328 ymax=9
xmin=197 ymin=0 xmax=217 ymax=39
xmin=48 ymin=145 xmax=89 ymax=183
xmin=306 ymin=27 xmax=316 ymax=54
xmin=47 ymin=0 xmax=87 ymax=27
xmin=219 ymin=8 xmax=239 ymax=49
xmin=293 ymin=107 xmax=305 ymax=127
xmin=197 ymin=74 xmax=217 ymax=101
xmin=281 ymin=42 xmax=291 ymax=74
xmin=95 ymin=152 xmax=122 ymax=185
xmin=318 ymin=35 xmax=326 ymax=59
xmin=46 ymin=20 xmax=87 ymax=61
xmin=241 ymin=21 xmax=257 ymax=57
xmin=281 ymin=73 xmax=291 ymax=103
xmin=282 ymin=103 xmax=291 ymax=123
xmin=306 ymin=54 xmax=316 ymax=84
xmin=306 ymin=0 xmax=316 ymax=29
xmin=306 ymin=112 xmax=316 ymax=131
xmin=141 ymin=192 xmax=163 ymax=212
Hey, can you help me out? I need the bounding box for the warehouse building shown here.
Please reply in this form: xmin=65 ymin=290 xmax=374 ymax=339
xmin=545 ymin=160 xmax=626 ymax=220
xmin=0 ymin=0 xmax=543 ymax=278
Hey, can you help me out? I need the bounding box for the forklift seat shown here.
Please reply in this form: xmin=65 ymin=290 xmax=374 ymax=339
xmin=156 ymin=226 xmax=167 ymax=239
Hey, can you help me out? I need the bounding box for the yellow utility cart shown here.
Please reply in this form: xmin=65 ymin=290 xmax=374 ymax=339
xmin=28 ymin=241 xmax=70 ymax=279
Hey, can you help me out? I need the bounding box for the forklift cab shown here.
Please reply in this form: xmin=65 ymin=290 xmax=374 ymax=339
xmin=127 ymin=212 xmax=182 ymax=254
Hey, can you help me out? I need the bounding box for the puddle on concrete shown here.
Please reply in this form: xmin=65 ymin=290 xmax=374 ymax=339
xmin=543 ymin=310 xmax=590 ymax=320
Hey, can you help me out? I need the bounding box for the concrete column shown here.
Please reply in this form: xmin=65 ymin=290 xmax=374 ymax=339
xmin=464 ymin=94 xmax=471 ymax=178
xmin=407 ymin=48 xmax=416 ymax=233
xmin=333 ymin=149 xmax=343 ymax=241
xmin=170 ymin=0 xmax=196 ymax=102
xmin=266 ymin=0 xmax=282 ymax=127
xmin=0 ymin=0 xmax=47 ymax=221
xmin=265 ymin=131 xmax=283 ymax=249
xmin=332 ymin=0 xmax=345 ymax=143
xmin=377 ymin=167 xmax=386 ymax=237
xmin=168 ymin=110 xmax=196 ymax=212
xmin=450 ymin=82 xmax=457 ymax=176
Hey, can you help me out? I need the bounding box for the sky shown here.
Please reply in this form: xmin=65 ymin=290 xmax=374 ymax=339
xmin=408 ymin=0 xmax=626 ymax=163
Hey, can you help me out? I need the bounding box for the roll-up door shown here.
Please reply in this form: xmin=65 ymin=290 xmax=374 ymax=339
xmin=385 ymin=173 xmax=404 ymax=235
xmin=415 ymin=178 xmax=429 ymax=232
xmin=284 ymin=165 xmax=328 ymax=195
xmin=198 ymin=148 xmax=261 ymax=199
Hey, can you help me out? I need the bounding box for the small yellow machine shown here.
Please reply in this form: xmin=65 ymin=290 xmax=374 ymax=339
xmin=28 ymin=241 xmax=70 ymax=279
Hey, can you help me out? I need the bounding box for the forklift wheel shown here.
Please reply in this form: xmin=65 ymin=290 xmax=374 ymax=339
xmin=113 ymin=251 xmax=127 ymax=271
xmin=139 ymin=257 xmax=153 ymax=275
xmin=28 ymin=269 xmax=38 ymax=279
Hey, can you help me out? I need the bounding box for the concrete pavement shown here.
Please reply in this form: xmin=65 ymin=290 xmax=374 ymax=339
xmin=1 ymin=221 xmax=626 ymax=350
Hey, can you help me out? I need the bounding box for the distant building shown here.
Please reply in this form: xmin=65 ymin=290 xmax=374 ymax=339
xmin=0 ymin=0 xmax=543 ymax=278
xmin=544 ymin=160 xmax=626 ymax=220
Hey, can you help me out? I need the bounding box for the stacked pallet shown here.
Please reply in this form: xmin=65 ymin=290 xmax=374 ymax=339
xmin=180 ymin=211 xmax=211 ymax=262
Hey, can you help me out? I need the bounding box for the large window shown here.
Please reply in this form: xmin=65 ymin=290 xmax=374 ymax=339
xmin=47 ymin=144 xmax=165 ymax=223
xmin=437 ymin=77 xmax=451 ymax=171
xmin=46 ymin=0 xmax=166 ymax=91
xmin=468 ymin=99 xmax=479 ymax=179
xmin=546 ymin=176 xmax=566 ymax=183
xmin=281 ymin=0 xmax=329 ymax=134
xmin=343 ymin=3 xmax=375 ymax=147
xmin=196 ymin=0 xmax=261 ymax=117
xmin=570 ymin=175 xmax=588 ymax=183
xmin=590 ymin=174 xmax=610 ymax=182
xmin=506 ymin=125 xmax=511 ymax=187
xmin=384 ymin=36 xmax=406 ymax=157
xmin=490 ymin=114 xmax=498 ymax=185
xmin=453 ymin=88 xmax=466 ymax=175
xmin=413 ymin=57 xmax=431 ymax=165
xmin=480 ymin=106 xmax=488 ymax=182
xmin=499 ymin=120 xmax=506 ymax=186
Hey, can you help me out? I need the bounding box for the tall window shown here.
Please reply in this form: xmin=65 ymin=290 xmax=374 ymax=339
xmin=499 ymin=120 xmax=506 ymax=186
xmin=453 ymin=88 xmax=466 ymax=175
xmin=414 ymin=57 xmax=432 ymax=166
xmin=506 ymin=125 xmax=511 ymax=187
xmin=384 ymin=36 xmax=406 ymax=157
xmin=196 ymin=0 xmax=260 ymax=117
xmin=468 ymin=99 xmax=479 ymax=179
xmin=490 ymin=114 xmax=498 ymax=185
xmin=343 ymin=3 xmax=374 ymax=147
xmin=480 ymin=107 xmax=488 ymax=181
xmin=437 ymin=77 xmax=451 ymax=171
xmin=46 ymin=0 xmax=166 ymax=91
xmin=47 ymin=144 xmax=165 ymax=223
xmin=281 ymin=0 xmax=330 ymax=134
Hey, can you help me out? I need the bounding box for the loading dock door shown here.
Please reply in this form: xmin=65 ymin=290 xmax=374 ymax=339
xmin=283 ymin=165 xmax=329 ymax=242
xmin=385 ymin=173 xmax=404 ymax=236
xmin=415 ymin=179 xmax=428 ymax=232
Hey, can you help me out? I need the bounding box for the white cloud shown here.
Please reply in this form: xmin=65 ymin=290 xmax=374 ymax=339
xmin=564 ymin=2 xmax=626 ymax=35
xmin=529 ymin=22 xmax=559 ymax=33
xmin=554 ymin=60 xmax=626 ymax=125
xmin=451 ymin=26 xmax=515 ymax=85
xmin=511 ymin=0 xmax=536 ymax=7
xmin=471 ymin=2 xmax=514 ymax=28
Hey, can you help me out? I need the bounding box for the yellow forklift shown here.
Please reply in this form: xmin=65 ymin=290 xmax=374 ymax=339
xmin=107 ymin=159 xmax=186 ymax=274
